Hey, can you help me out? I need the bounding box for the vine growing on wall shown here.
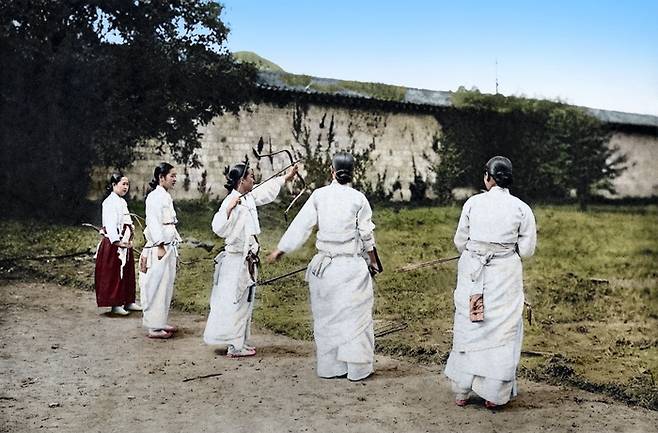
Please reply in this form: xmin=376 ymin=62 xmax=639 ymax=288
xmin=290 ymin=103 xmax=378 ymax=194
xmin=432 ymin=89 xmax=626 ymax=209
xmin=429 ymin=138 xmax=465 ymax=204
xmin=197 ymin=170 xmax=211 ymax=202
xmin=360 ymin=169 xmax=399 ymax=202
xmin=408 ymin=156 xmax=429 ymax=202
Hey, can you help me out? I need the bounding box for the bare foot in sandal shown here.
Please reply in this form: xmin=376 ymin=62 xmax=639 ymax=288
xmin=485 ymin=401 xmax=499 ymax=409
xmin=148 ymin=329 xmax=173 ymax=339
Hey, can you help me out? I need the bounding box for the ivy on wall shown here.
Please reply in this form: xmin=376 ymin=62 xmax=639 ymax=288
xmin=289 ymin=102 xmax=378 ymax=192
xmin=432 ymin=89 xmax=626 ymax=209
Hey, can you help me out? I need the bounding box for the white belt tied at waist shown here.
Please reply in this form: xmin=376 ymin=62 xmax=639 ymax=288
xmin=465 ymin=240 xmax=516 ymax=294
xmin=308 ymin=250 xmax=362 ymax=279
xmin=142 ymin=239 xmax=180 ymax=269
xmin=310 ymin=226 xmax=364 ymax=279
xmin=144 ymin=239 xmax=180 ymax=250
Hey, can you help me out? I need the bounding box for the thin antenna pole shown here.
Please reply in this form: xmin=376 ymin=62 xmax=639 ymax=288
xmin=495 ymin=58 xmax=499 ymax=94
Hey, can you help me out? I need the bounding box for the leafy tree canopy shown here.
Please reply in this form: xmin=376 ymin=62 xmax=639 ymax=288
xmin=0 ymin=0 xmax=257 ymax=218
xmin=433 ymin=89 xmax=625 ymax=209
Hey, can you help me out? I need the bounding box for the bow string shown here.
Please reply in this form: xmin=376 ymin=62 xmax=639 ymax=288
xmin=252 ymin=137 xmax=308 ymax=222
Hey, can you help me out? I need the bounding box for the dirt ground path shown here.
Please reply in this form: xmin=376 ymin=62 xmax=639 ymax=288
xmin=1 ymin=281 xmax=656 ymax=433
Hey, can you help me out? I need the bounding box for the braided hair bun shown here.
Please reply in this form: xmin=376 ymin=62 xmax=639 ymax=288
xmin=332 ymin=152 xmax=354 ymax=185
xmin=224 ymin=162 xmax=249 ymax=192
xmin=106 ymin=172 xmax=124 ymax=193
xmin=148 ymin=162 xmax=174 ymax=190
xmin=485 ymin=156 xmax=513 ymax=188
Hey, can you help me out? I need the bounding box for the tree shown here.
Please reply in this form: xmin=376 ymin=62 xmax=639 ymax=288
xmin=0 ymin=0 xmax=257 ymax=219
xmin=432 ymin=89 xmax=624 ymax=208
xmin=547 ymin=106 xmax=625 ymax=210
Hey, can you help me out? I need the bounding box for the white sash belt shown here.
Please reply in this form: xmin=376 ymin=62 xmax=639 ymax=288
xmin=465 ymin=240 xmax=516 ymax=295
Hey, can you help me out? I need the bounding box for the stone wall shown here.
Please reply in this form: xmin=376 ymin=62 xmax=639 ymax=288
xmin=91 ymin=101 xmax=442 ymax=201
xmin=603 ymin=131 xmax=658 ymax=198
xmin=89 ymin=101 xmax=658 ymax=201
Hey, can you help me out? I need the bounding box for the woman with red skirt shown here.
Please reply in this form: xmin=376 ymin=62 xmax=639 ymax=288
xmin=94 ymin=173 xmax=142 ymax=315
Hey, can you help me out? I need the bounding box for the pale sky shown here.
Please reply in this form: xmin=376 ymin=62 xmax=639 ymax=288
xmin=220 ymin=0 xmax=658 ymax=116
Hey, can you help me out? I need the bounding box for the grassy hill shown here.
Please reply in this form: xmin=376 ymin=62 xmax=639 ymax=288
xmin=233 ymin=51 xmax=285 ymax=72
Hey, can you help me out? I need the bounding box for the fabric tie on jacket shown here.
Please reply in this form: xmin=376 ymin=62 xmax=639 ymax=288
xmin=466 ymin=240 xmax=516 ymax=296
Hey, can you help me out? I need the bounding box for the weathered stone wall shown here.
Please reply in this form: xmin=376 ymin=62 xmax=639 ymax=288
xmin=90 ymin=101 xmax=442 ymax=201
xmin=602 ymin=131 xmax=658 ymax=198
xmin=89 ymin=101 xmax=658 ymax=201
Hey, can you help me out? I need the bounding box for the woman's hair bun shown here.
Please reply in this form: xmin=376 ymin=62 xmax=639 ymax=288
xmin=106 ymin=172 xmax=124 ymax=192
xmin=225 ymin=162 xmax=249 ymax=192
xmin=147 ymin=162 xmax=174 ymax=192
xmin=332 ymin=152 xmax=354 ymax=185
xmin=485 ymin=156 xmax=513 ymax=188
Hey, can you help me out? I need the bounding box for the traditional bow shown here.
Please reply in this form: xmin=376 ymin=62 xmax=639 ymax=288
xmin=252 ymin=137 xmax=308 ymax=222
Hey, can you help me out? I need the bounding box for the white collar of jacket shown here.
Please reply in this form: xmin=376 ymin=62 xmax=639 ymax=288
xmin=489 ymin=186 xmax=509 ymax=194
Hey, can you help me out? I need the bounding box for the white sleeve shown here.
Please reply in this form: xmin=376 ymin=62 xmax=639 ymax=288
xmin=121 ymin=198 xmax=133 ymax=226
xmin=453 ymin=200 xmax=471 ymax=253
xmin=102 ymin=198 xmax=120 ymax=244
xmin=145 ymin=194 xmax=164 ymax=245
xmin=251 ymin=176 xmax=285 ymax=207
xmin=277 ymin=193 xmax=318 ymax=253
xmin=357 ymin=196 xmax=376 ymax=252
xmin=211 ymin=196 xmax=244 ymax=239
xmin=517 ymin=204 xmax=537 ymax=258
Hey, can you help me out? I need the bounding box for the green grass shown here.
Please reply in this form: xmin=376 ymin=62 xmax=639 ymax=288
xmin=1 ymin=202 xmax=656 ymax=409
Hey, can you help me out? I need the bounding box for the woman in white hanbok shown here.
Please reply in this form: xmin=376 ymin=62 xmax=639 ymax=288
xmin=139 ymin=163 xmax=181 ymax=339
xmin=268 ymin=152 xmax=380 ymax=381
xmin=445 ymin=156 xmax=536 ymax=408
xmin=203 ymin=161 xmax=297 ymax=357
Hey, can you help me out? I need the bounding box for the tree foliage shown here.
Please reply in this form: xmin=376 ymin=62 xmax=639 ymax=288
xmin=546 ymin=106 xmax=625 ymax=210
xmin=0 ymin=0 xmax=257 ymax=219
xmin=433 ymin=89 xmax=625 ymax=209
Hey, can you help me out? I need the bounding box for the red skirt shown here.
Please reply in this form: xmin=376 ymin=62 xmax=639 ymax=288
xmin=94 ymin=237 xmax=136 ymax=307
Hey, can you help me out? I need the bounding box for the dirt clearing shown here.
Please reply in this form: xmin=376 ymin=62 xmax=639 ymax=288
xmin=1 ymin=281 xmax=655 ymax=433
